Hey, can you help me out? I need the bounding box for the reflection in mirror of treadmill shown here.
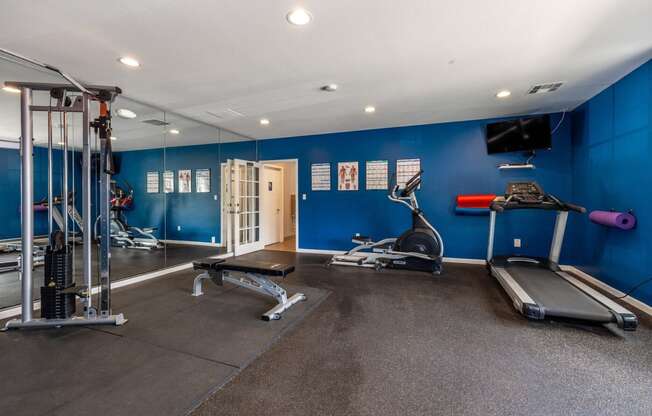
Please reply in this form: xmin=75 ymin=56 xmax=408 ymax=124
xmin=507 ymin=257 xmax=540 ymax=264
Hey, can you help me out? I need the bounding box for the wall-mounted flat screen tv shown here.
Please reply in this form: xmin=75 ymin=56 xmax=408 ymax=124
xmin=485 ymin=114 xmax=552 ymax=154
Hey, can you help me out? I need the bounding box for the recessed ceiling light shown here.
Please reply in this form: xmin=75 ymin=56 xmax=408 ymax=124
xmin=57 ymin=141 xmax=65 ymax=145
xmin=169 ymin=129 xmax=180 ymax=135
xmin=321 ymin=84 xmax=338 ymax=92
xmin=2 ymin=85 xmax=21 ymax=94
xmin=286 ymin=9 xmax=312 ymax=25
xmin=364 ymin=106 xmax=376 ymax=114
xmin=110 ymin=136 xmax=117 ymax=141
xmin=260 ymin=118 xmax=270 ymax=126
xmin=119 ymin=56 xmax=140 ymax=68
xmin=496 ymin=90 xmax=511 ymax=98
xmin=116 ymin=108 xmax=137 ymax=119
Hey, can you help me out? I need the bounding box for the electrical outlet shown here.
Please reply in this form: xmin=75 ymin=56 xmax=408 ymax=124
xmin=514 ymin=238 xmax=521 ymax=248
xmin=211 ymin=236 xmax=215 ymax=244
xmin=177 ymin=225 xmax=181 ymax=231
xmin=213 ymin=195 xmax=218 ymax=201
xmin=355 ymin=232 xmax=360 ymax=237
xmin=302 ymin=193 xmax=307 ymax=200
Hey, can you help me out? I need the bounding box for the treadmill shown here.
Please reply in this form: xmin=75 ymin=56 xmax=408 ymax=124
xmin=487 ymin=182 xmax=638 ymax=331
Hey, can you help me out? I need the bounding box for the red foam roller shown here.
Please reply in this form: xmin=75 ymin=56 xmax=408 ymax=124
xmin=456 ymin=194 xmax=496 ymax=208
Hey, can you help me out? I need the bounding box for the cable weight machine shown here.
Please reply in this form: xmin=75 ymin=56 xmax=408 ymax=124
xmin=2 ymin=79 xmax=127 ymax=330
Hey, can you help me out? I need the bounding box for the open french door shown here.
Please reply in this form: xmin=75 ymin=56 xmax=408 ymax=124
xmin=222 ymin=159 xmax=264 ymax=256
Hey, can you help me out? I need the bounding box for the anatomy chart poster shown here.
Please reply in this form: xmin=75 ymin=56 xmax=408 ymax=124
xmin=338 ymin=161 xmax=359 ymax=191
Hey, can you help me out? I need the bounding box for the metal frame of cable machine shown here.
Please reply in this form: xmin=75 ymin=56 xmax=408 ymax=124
xmin=2 ymin=80 xmax=126 ymax=330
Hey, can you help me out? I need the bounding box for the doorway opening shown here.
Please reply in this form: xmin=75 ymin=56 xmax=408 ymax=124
xmin=260 ymin=160 xmax=298 ymax=252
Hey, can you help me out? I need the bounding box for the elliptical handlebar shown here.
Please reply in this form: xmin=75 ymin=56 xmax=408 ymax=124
xmin=401 ymin=170 xmax=423 ymax=197
xmin=389 ymin=169 xmax=423 ymax=201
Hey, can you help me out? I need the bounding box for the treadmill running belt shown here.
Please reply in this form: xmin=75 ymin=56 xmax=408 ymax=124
xmin=506 ymin=264 xmax=614 ymax=323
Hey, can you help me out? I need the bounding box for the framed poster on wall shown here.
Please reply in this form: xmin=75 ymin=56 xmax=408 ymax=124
xmin=163 ymin=170 xmax=174 ymax=193
xmin=146 ymin=171 xmax=159 ymax=193
xmin=338 ymin=161 xmax=359 ymax=191
xmin=178 ymin=169 xmax=192 ymax=193
xmin=196 ymin=169 xmax=211 ymax=193
xmin=396 ymin=158 xmax=421 ymax=189
xmin=365 ymin=160 xmax=388 ymax=190
xmin=311 ymin=163 xmax=331 ymax=191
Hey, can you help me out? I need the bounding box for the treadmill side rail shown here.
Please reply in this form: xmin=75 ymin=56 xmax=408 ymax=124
xmin=491 ymin=265 xmax=545 ymax=320
xmin=557 ymin=272 xmax=638 ymax=331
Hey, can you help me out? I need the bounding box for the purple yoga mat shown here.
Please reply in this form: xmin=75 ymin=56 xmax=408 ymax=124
xmin=589 ymin=210 xmax=636 ymax=230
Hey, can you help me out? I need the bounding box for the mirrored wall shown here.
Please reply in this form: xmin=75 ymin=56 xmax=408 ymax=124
xmin=0 ymin=53 xmax=256 ymax=311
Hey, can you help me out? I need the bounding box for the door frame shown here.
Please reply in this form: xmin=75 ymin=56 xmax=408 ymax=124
xmin=258 ymin=158 xmax=299 ymax=252
xmin=260 ymin=163 xmax=284 ymax=246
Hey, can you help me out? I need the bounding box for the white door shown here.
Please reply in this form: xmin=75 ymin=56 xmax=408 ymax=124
xmin=261 ymin=165 xmax=283 ymax=246
xmin=221 ymin=159 xmax=264 ymax=256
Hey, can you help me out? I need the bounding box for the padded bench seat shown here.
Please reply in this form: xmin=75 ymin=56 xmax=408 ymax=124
xmin=192 ymin=257 xmax=305 ymax=321
xmin=193 ymin=258 xmax=225 ymax=270
xmin=193 ymin=258 xmax=294 ymax=277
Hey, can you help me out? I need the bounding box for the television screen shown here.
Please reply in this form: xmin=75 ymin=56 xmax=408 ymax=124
xmin=485 ymin=115 xmax=552 ymax=154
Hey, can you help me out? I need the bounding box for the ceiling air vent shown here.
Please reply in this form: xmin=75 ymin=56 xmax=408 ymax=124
xmin=528 ymin=82 xmax=563 ymax=94
xmin=206 ymin=108 xmax=245 ymax=121
xmin=141 ymin=119 xmax=170 ymax=126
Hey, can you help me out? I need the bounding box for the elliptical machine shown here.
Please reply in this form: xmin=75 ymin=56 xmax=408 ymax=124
xmin=330 ymin=170 xmax=444 ymax=274
xmin=94 ymin=181 xmax=162 ymax=250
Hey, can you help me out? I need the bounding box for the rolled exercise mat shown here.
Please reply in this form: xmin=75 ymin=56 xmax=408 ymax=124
xmin=456 ymin=194 xmax=496 ymax=208
xmin=589 ymin=210 xmax=637 ymax=230
xmin=455 ymin=207 xmax=490 ymax=216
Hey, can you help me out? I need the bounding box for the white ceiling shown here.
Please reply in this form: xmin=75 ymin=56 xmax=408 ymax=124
xmin=1 ymin=0 xmax=651 ymax=148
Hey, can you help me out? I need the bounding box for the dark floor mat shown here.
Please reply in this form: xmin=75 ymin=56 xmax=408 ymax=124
xmin=193 ymin=253 xmax=652 ymax=416
xmin=0 ymin=266 xmax=330 ymax=416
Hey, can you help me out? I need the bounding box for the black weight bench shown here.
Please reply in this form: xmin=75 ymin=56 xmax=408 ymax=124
xmin=192 ymin=258 xmax=306 ymax=321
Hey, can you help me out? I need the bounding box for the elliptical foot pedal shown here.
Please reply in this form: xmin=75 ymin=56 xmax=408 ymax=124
xmin=333 ymin=255 xmax=367 ymax=265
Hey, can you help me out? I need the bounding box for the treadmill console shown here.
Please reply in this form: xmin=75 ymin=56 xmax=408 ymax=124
xmin=492 ymin=182 xmax=586 ymax=213
xmin=506 ymin=182 xmax=544 ymax=204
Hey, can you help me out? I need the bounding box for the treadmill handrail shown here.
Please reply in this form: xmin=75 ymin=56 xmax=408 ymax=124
xmin=490 ymin=195 xmax=585 ymax=213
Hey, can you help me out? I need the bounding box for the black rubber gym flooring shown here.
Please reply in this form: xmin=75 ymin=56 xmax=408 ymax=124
xmin=192 ymin=251 xmax=652 ymax=416
xmin=1 ymin=250 xmax=651 ymax=416
xmin=0 ymin=254 xmax=329 ymax=416
xmin=0 ymin=243 xmax=223 ymax=309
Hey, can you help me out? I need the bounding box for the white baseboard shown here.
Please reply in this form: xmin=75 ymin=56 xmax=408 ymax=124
xmin=560 ymin=265 xmax=652 ymax=317
xmin=296 ymin=248 xmax=345 ymax=255
xmin=0 ymin=252 xmax=233 ymax=321
xmin=443 ymin=257 xmax=486 ymax=265
xmin=163 ymin=239 xmax=223 ymax=247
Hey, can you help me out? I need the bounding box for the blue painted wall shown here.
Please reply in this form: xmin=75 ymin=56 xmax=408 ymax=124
xmin=568 ymin=59 xmax=652 ymax=305
xmin=0 ymin=146 xmax=79 ymax=240
xmin=113 ymin=114 xmax=572 ymax=261
xmin=260 ymin=114 xmax=573 ymax=259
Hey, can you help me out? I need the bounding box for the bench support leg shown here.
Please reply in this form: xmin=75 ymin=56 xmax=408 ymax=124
xmin=223 ymin=271 xmax=306 ymax=321
xmin=192 ymin=271 xmax=211 ymax=297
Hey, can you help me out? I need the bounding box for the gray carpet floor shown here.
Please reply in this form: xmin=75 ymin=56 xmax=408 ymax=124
xmin=193 ymin=251 xmax=652 ymax=416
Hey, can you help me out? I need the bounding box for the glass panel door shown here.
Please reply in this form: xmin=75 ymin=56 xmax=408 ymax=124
xmin=222 ymin=159 xmax=263 ymax=256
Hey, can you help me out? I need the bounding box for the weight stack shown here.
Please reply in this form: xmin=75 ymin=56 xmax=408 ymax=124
xmin=40 ymin=246 xmax=76 ymax=320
